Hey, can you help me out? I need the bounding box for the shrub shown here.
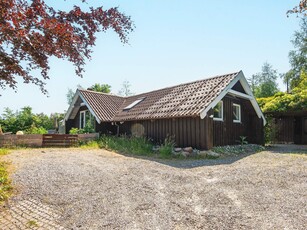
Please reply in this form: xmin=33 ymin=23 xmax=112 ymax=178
xmin=159 ymin=135 xmax=176 ymax=158
xmin=69 ymin=128 xmax=81 ymax=134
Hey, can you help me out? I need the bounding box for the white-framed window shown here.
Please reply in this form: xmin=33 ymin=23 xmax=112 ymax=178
xmin=213 ymin=101 xmax=223 ymax=121
xmin=233 ymin=103 xmax=241 ymax=123
xmin=80 ymin=111 xmax=86 ymax=129
xmin=79 ymin=110 xmax=95 ymax=129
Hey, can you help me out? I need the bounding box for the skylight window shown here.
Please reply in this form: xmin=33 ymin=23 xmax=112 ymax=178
xmin=123 ymin=97 xmax=145 ymax=111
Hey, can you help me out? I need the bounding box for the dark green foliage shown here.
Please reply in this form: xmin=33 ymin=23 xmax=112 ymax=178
xmin=0 ymin=106 xmax=62 ymax=134
xmin=90 ymin=83 xmax=111 ymax=93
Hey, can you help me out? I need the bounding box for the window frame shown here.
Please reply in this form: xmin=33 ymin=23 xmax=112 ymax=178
xmin=80 ymin=110 xmax=87 ymax=129
xmin=213 ymin=101 xmax=223 ymax=121
xmin=233 ymin=103 xmax=241 ymax=123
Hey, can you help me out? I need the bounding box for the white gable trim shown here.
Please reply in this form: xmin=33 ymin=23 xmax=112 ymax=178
xmin=200 ymin=71 xmax=266 ymax=126
xmin=228 ymin=89 xmax=253 ymax=100
xmin=64 ymin=90 xmax=80 ymax=121
xmin=64 ymin=90 xmax=102 ymax=124
xmin=78 ymin=92 xmax=102 ymax=124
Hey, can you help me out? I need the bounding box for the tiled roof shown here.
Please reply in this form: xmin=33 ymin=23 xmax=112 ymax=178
xmin=79 ymin=90 xmax=125 ymax=122
xmin=78 ymin=72 xmax=240 ymax=122
xmin=113 ymin=72 xmax=239 ymax=121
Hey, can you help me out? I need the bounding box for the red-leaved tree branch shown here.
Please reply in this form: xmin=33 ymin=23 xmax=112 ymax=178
xmin=288 ymin=0 xmax=307 ymax=16
xmin=0 ymin=0 xmax=134 ymax=94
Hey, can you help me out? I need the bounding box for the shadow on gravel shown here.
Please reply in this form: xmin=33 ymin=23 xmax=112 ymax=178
xmin=266 ymin=144 xmax=307 ymax=154
xmin=122 ymin=152 xmax=255 ymax=169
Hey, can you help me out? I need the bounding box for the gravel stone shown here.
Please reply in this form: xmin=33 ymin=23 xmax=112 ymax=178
xmin=0 ymin=146 xmax=306 ymax=229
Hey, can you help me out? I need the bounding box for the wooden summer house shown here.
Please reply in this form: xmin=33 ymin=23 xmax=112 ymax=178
xmin=64 ymin=71 xmax=266 ymax=149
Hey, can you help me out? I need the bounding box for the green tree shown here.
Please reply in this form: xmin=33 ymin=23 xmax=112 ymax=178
xmin=66 ymin=88 xmax=75 ymax=105
xmin=0 ymin=106 xmax=57 ymax=134
xmin=251 ymin=62 xmax=279 ymax=98
xmin=257 ymin=71 xmax=307 ymax=112
xmin=118 ymin=80 xmax=134 ymax=96
xmin=284 ymin=18 xmax=307 ymax=90
xmin=90 ymin=83 xmax=111 ymax=93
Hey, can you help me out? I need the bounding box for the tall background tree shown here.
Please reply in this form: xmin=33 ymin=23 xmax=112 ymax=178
xmin=250 ymin=62 xmax=279 ymax=98
xmin=118 ymin=80 xmax=134 ymax=96
xmin=0 ymin=0 xmax=133 ymax=94
xmin=283 ymin=18 xmax=307 ymax=91
xmin=89 ymin=83 xmax=111 ymax=93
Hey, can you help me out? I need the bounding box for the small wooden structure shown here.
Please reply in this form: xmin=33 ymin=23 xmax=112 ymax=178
xmin=266 ymin=111 xmax=307 ymax=144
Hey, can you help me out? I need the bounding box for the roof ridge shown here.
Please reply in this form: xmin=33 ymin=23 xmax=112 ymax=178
xmin=125 ymin=71 xmax=241 ymax=99
xmin=78 ymin=89 xmax=126 ymax=99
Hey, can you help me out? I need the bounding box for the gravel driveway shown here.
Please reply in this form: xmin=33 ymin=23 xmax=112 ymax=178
xmin=0 ymin=147 xmax=306 ymax=229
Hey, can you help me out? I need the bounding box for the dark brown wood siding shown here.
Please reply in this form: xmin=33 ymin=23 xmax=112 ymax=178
xmin=273 ymin=116 xmax=295 ymax=143
xmin=118 ymin=117 xmax=211 ymax=150
xmin=213 ymin=95 xmax=264 ymax=146
xmin=269 ymin=115 xmax=307 ymax=144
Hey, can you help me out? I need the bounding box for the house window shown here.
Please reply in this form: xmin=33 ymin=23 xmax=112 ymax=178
xmin=79 ymin=110 xmax=95 ymax=129
xmin=233 ymin=103 xmax=241 ymax=123
xmin=213 ymin=101 xmax=223 ymax=121
xmin=80 ymin=111 xmax=86 ymax=129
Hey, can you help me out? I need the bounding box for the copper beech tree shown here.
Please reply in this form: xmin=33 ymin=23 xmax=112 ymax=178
xmin=288 ymin=0 xmax=307 ymax=15
xmin=0 ymin=0 xmax=133 ymax=94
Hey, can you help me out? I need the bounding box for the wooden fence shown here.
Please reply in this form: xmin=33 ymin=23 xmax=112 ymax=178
xmin=42 ymin=134 xmax=78 ymax=147
xmin=0 ymin=133 xmax=99 ymax=148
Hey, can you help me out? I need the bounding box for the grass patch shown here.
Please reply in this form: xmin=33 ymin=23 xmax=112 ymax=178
xmin=97 ymin=135 xmax=154 ymax=156
xmin=0 ymin=162 xmax=13 ymax=202
xmin=27 ymin=220 xmax=39 ymax=228
xmin=159 ymin=136 xmax=176 ymax=158
xmin=212 ymin=144 xmax=265 ymax=156
xmin=0 ymin=149 xmax=10 ymax=156
xmin=79 ymin=140 xmax=100 ymax=149
xmin=0 ymin=149 xmax=13 ymax=203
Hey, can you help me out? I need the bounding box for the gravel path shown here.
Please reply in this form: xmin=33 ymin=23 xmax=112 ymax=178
xmin=0 ymin=147 xmax=306 ymax=229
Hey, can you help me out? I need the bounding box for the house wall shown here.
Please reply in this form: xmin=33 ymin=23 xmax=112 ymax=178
xmin=118 ymin=117 xmax=212 ymax=150
xmin=212 ymin=95 xmax=264 ymax=146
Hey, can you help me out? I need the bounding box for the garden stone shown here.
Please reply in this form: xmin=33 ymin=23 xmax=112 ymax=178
xmin=197 ymin=151 xmax=208 ymax=157
xmin=183 ymin=147 xmax=193 ymax=153
xmin=207 ymin=151 xmax=220 ymax=158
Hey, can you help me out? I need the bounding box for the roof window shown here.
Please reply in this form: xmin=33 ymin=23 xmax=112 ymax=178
xmin=123 ymin=97 xmax=145 ymax=111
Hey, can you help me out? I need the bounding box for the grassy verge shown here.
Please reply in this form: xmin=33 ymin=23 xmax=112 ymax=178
xmin=0 ymin=149 xmax=13 ymax=203
xmin=97 ymin=135 xmax=154 ymax=156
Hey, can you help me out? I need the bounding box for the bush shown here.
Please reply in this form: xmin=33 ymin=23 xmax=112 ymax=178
xmin=26 ymin=126 xmax=48 ymax=134
xmin=69 ymin=128 xmax=81 ymax=134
